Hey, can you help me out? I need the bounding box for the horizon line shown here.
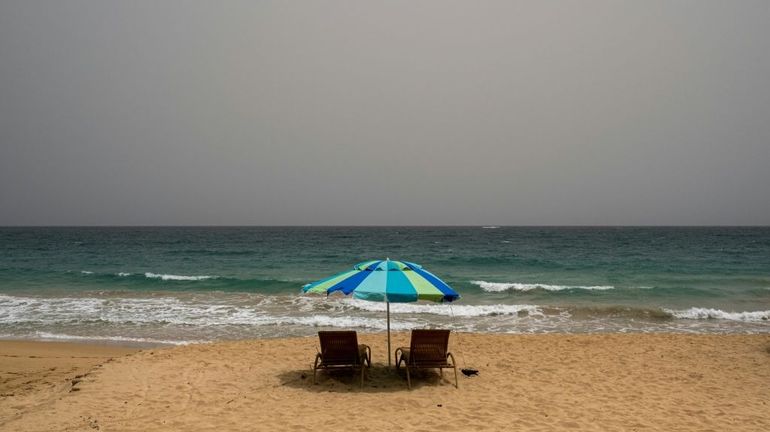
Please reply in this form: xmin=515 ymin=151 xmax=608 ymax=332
xmin=1 ymin=224 xmax=769 ymax=228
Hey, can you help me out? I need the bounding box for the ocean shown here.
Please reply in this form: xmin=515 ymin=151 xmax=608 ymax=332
xmin=1 ymin=227 xmax=768 ymax=345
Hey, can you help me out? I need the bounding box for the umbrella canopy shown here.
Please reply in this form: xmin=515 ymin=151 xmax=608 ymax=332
xmin=303 ymin=259 xmax=459 ymax=303
xmin=303 ymin=259 xmax=459 ymax=367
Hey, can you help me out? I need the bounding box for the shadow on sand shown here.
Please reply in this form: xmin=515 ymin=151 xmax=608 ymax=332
xmin=277 ymin=362 xmax=457 ymax=393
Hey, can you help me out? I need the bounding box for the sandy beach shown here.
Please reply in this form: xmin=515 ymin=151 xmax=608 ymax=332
xmin=1 ymin=333 xmax=768 ymax=431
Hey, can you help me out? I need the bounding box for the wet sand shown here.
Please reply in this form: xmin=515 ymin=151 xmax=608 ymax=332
xmin=1 ymin=333 xmax=769 ymax=431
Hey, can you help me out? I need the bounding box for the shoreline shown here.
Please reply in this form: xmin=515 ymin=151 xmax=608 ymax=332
xmin=2 ymin=333 xmax=769 ymax=431
xmin=0 ymin=336 xmax=174 ymax=349
xmin=3 ymin=289 xmax=768 ymax=340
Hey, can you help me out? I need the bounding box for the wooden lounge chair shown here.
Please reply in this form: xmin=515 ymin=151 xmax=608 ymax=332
xmin=313 ymin=331 xmax=371 ymax=388
xmin=395 ymin=329 xmax=458 ymax=389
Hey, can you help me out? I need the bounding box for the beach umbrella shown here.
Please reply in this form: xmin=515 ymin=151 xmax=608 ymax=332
xmin=303 ymin=259 xmax=460 ymax=367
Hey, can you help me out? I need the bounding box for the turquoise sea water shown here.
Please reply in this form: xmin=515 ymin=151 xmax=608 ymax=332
xmin=1 ymin=227 xmax=768 ymax=344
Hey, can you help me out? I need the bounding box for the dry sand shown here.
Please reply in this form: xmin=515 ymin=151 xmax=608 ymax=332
xmin=1 ymin=333 xmax=769 ymax=431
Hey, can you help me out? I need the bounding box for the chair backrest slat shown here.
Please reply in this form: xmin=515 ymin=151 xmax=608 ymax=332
xmin=318 ymin=331 xmax=360 ymax=364
xmin=408 ymin=329 xmax=450 ymax=364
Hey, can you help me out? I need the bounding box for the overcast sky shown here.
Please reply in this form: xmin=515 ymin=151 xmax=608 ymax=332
xmin=1 ymin=1 xmax=768 ymax=225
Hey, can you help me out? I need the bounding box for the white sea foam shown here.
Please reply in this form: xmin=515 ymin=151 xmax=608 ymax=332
xmin=80 ymin=271 xmax=94 ymax=275
xmin=0 ymin=294 xmax=411 ymax=330
xmin=144 ymin=272 xmax=215 ymax=281
xmin=30 ymin=332 xmax=197 ymax=346
xmin=2 ymin=293 xmax=768 ymax=339
xmin=117 ymin=272 xmax=132 ymax=277
xmin=471 ymin=280 xmax=614 ymax=292
xmin=481 ymin=226 xmax=499 ymax=229
xmin=665 ymin=308 xmax=770 ymax=322
xmin=267 ymin=315 xmax=415 ymax=331
xmin=342 ymin=299 xmax=544 ymax=317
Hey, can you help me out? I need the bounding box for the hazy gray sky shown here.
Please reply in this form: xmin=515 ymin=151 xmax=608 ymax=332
xmin=1 ymin=1 xmax=768 ymax=225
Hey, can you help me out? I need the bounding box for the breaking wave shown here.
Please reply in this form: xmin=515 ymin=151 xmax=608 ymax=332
xmin=24 ymin=331 xmax=197 ymax=346
xmin=0 ymin=294 xmax=413 ymax=331
xmin=664 ymin=308 xmax=770 ymax=322
xmin=342 ymin=299 xmax=543 ymax=317
xmin=68 ymin=270 xmax=299 ymax=290
xmin=471 ymin=280 xmax=614 ymax=292
xmin=143 ymin=272 xmax=216 ymax=281
xmin=2 ymin=292 xmax=769 ymax=342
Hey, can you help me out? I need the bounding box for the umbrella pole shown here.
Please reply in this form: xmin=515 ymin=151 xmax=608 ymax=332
xmin=387 ymin=301 xmax=391 ymax=368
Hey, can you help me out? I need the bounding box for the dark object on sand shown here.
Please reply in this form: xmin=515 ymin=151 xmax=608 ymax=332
xmin=461 ymin=368 xmax=479 ymax=377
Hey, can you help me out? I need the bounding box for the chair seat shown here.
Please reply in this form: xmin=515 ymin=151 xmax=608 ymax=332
xmin=397 ymin=348 xmax=453 ymax=368
xmin=318 ymin=345 xmax=369 ymax=367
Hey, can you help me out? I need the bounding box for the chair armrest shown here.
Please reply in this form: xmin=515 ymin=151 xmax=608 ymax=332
xmin=359 ymin=344 xmax=372 ymax=365
xmin=395 ymin=347 xmax=410 ymax=366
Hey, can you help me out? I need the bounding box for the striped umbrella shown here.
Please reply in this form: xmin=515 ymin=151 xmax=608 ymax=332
xmin=303 ymin=259 xmax=459 ymax=367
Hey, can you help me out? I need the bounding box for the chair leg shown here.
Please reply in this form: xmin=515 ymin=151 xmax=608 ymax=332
xmin=405 ymin=366 xmax=411 ymax=390
xmin=360 ymin=365 xmax=364 ymax=389
xmin=447 ymin=353 xmax=458 ymax=389
xmin=364 ymin=346 xmax=372 ymax=367
xmin=313 ymin=354 xmax=321 ymax=385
